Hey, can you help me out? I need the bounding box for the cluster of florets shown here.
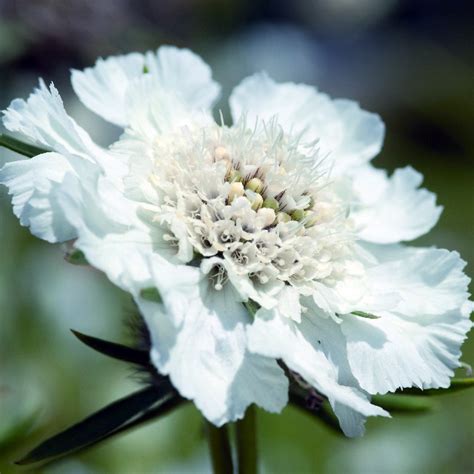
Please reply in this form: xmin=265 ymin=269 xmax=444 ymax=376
xmin=132 ymin=120 xmax=358 ymax=294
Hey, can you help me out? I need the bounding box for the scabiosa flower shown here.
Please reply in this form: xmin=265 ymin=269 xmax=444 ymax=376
xmin=1 ymin=46 xmax=472 ymax=437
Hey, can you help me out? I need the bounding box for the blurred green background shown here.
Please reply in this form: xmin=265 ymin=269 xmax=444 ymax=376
xmin=0 ymin=0 xmax=473 ymax=472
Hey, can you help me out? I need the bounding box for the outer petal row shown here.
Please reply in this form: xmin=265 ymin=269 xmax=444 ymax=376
xmin=247 ymin=304 xmax=389 ymax=437
xmin=229 ymin=72 xmax=385 ymax=175
xmin=140 ymin=264 xmax=289 ymax=426
xmin=352 ymin=166 xmax=443 ymax=243
xmin=71 ymin=46 xmax=221 ymax=127
xmin=346 ymin=245 xmax=473 ymax=394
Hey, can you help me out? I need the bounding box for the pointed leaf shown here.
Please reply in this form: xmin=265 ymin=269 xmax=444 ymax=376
xmin=112 ymin=394 xmax=185 ymax=437
xmin=351 ymin=311 xmax=380 ymax=320
xmin=398 ymin=377 xmax=474 ymax=396
xmin=15 ymin=386 xmax=171 ymax=465
xmin=0 ymin=134 xmax=49 ymax=158
xmin=372 ymin=393 xmax=436 ymax=413
xmin=71 ymin=330 xmax=150 ymax=366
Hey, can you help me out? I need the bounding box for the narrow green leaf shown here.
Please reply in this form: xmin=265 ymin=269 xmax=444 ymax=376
xmin=0 ymin=134 xmax=49 ymax=158
xmin=351 ymin=311 xmax=380 ymax=320
xmin=140 ymin=287 xmax=162 ymax=303
xmin=450 ymin=377 xmax=474 ymax=389
xmin=15 ymin=387 xmax=171 ymax=465
xmin=244 ymin=300 xmax=260 ymax=317
xmin=399 ymin=377 xmax=474 ymax=396
xmin=111 ymin=394 xmax=185 ymax=437
xmin=64 ymin=249 xmax=88 ymax=266
xmin=71 ymin=330 xmax=150 ymax=367
xmin=372 ymin=393 xmax=436 ymax=413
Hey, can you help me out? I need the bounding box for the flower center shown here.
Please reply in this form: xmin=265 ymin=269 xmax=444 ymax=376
xmin=128 ymin=120 xmax=356 ymax=293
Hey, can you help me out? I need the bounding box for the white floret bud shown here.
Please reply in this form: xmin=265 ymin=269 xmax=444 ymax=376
xmin=214 ymin=146 xmax=230 ymax=161
xmin=228 ymin=182 xmax=245 ymax=202
xmin=257 ymin=208 xmax=276 ymax=227
xmin=276 ymin=212 xmax=291 ymax=223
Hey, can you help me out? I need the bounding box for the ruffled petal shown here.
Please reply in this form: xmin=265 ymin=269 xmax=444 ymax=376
xmin=247 ymin=305 xmax=388 ymax=437
xmin=342 ymin=302 xmax=473 ymax=394
xmin=57 ymin=171 xmax=173 ymax=293
xmin=366 ymin=245 xmax=470 ymax=317
xmin=145 ymin=46 xmax=221 ymax=111
xmin=71 ymin=53 xmax=145 ymax=127
xmin=353 ymin=166 xmax=443 ymax=243
xmin=146 ymin=263 xmax=288 ymax=425
xmin=229 ymin=73 xmax=384 ymax=173
xmin=0 ymin=153 xmax=77 ymax=242
xmin=343 ymin=245 xmax=472 ymax=394
xmin=2 ymin=80 xmax=105 ymax=161
xmin=331 ymin=99 xmax=385 ymax=173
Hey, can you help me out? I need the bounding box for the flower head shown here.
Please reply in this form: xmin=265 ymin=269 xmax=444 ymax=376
xmin=1 ymin=46 xmax=472 ymax=436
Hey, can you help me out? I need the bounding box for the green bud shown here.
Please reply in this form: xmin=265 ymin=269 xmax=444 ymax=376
xmin=262 ymin=196 xmax=280 ymax=211
xmin=246 ymin=177 xmax=263 ymax=193
xmin=291 ymin=209 xmax=305 ymax=221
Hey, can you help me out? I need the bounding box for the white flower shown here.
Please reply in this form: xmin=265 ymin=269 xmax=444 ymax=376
xmin=1 ymin=46 xmax=472 ymax=436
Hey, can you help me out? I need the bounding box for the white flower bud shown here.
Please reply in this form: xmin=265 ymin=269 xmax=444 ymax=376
xmin=214 ymin=146 xmax=230 ymax=161
xmin=276 ymin=212 xmax=291 ymax=223
xmin=257 ymin=208 xmax=276 ymax=227
xmin=228 ymin=182 xmax=244 ymax=202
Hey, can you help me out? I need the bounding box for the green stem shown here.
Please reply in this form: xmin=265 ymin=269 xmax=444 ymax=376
xmin=206 ymin=421 xmax=233 ymax=474
xmin=0 ymin=134 xmax=49 ymax=158
xmin=236 ymin=405 xmax=257 ymax=474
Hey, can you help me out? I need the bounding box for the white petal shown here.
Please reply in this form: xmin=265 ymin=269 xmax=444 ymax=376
xmin=57 ymin=171 xmax=171 ymax=293
xmin=278 ymin=286 xmax=302 ymax=322
xmin=3 ymin=80 xmax=105 ymax=161
xmin=229 ymin=73 xmax=384 ymax=173
xmin=331 ymin=99 xmax=384 ymax=173
xmin=343 ymin=245 xmax=472 ymax=394
xmin=125 ymin=75 xmax=214 ymax=142
xmin=71 ymin=53 xmax=145 ymax=127
xmin=147 ymin=264 xmax=288 ymax=425
xmin=145 ymin=46 xmax=221 ymax=111
xmin=353 ymin=166 xmax=443 ymax=243
xmin=366 ymin=245 xmax=470 ymax=316
xmin=247 ymin=306 xmax=388 ymax=436
xmin=0 ymin=152 xmax=88 ymax=242
xmin=229 ymin=72 xmax=337 ymax=141
xmin=341 ymin=302 xmax=473 ymax=394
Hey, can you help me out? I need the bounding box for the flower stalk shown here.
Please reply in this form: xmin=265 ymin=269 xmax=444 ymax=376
xmin=235 ymin=405 xmax=257 ymax=474
xmin=206 ymin=421 xmax=234 ymax=474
